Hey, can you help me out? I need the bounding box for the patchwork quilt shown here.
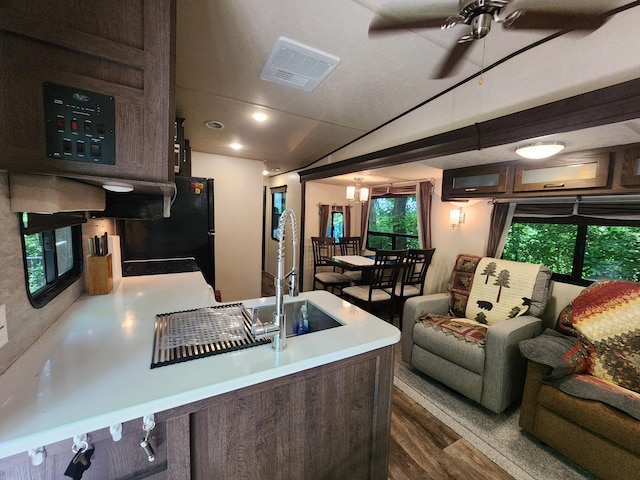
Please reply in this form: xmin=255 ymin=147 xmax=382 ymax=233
xmin=447 ymin=253 xmax=482 ymax=317
xmin=419 ymin=313 xmax=487 ymax=347
xmin=424 ymin=255 xmax=545 ymax=348
xmin=520 ymin=326 xmax=640 ymax=419
xmin=558 ymin=279 xmax=640 ymax=395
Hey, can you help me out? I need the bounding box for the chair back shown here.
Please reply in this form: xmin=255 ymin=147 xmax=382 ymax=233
xmin=370 ymin=250 xmax=406 ymax=292
xmin=311 ymin=237 xmax=337 ymax=270
xmin=400 ymin=248 xmax=436 ymax=296
xmin=338 ymin=236 xmax=362 ymax=256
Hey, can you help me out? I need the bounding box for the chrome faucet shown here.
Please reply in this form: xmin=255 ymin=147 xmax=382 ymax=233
xmin=252 ymin=208 xmax=298 ymax=351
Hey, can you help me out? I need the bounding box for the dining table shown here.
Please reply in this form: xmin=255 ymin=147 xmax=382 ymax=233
xmin=329 ymin=254 xmax=375 ymax=283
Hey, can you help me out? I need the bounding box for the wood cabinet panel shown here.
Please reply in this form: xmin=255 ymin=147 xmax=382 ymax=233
xmin=442 ymin=164 xmax=511 ymax=200
xmin=0 ymin=347 xmax=394 ymax=480
xmin=620 ymin=147 xmax=640 ymax=186
xmin=0 ymin=0 xmax=145 ymax=49
xmin=0 ymin=1 xmax=174 ymax=186
xmin=514 ymin=152 xmax=610 ymax=192
xmin=191 ymin=347 xmax=393 ymax=480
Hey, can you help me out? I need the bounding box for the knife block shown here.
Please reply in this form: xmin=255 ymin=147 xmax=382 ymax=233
xmin=87 ymin=254 xmax=113 ymax=295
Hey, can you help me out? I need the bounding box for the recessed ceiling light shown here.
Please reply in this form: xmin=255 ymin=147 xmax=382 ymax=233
xmin=205 ymin=120 xmax=224 ymax=129
xmin=230 ymin=143 xmax=242 ymax=150
xmin=252 ymin=112 xmax=268 ymax=122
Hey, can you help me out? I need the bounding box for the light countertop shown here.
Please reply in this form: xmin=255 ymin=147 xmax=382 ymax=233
xmin=0 ymin=272 xmax=399 ymax=459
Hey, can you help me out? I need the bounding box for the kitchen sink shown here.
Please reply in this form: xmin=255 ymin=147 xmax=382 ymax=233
xmin=246 ymin=299 xmax=343 ymax=337
xmin=150 ymin=300 xmax=343 ymax=369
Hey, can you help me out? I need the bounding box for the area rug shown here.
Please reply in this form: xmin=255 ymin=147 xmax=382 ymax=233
xmin=394 ymin=359 xmax=599 ymax=480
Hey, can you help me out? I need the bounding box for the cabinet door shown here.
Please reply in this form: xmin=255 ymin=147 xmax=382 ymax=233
xmin=513 ymin=153 xmax=610 ymax=192
xmin=0 ymin=0 xmax=174 ymax=183
xmin=442 ymin=164 xmax=510 ymax=199
xmin=620 ymin=147 xmax=640 ymax=186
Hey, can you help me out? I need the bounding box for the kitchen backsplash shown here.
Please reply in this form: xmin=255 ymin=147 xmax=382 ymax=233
xmin=0 ymin=172 xmax=116 ymax=376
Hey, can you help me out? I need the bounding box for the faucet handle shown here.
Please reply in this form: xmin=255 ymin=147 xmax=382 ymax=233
xmin=288 ymin=269 xmax=299 ymax=297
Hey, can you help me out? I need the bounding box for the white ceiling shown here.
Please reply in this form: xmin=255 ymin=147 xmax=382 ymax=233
xmin=175 ymin=0 xmax=640 ymax=185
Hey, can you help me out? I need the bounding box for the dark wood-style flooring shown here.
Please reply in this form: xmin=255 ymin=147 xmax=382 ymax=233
xmin=261 ymin=272 xmax=513 ymax=479
xmin=390 ymin=386 xmax=513 ymax=480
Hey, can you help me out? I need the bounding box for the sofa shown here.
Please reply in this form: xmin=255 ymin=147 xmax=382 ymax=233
xmin=519 ymin=279 xmax=640 ymax=480
xmin=402 ymin=254 xmax=552 ymax=413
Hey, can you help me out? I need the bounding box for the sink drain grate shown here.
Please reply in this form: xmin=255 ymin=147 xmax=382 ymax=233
xmin=151 ymin=303 xmax=270 ymax=369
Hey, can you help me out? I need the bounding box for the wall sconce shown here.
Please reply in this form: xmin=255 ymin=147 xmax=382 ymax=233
xmin=346 ymin=177 xmax=369 ymax=203
xmin=450 ymin=208 xmax=465 ymax=229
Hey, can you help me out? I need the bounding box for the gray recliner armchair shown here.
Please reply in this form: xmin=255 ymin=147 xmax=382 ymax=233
xmin=401 ymin=254 xmax=552 ymax=413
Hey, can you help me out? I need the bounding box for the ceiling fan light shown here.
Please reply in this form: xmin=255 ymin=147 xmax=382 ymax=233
xmin=516 ymin=142 xmax=565 ymax=160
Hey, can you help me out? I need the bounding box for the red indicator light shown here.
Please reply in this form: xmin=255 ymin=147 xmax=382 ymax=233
xmin=190 ymin=182 xmax=196 ymax=189
xmin=71 ymin=119 xmax=79 ymax=132
xmin=56 ymin=117 xmax=64 ymax=130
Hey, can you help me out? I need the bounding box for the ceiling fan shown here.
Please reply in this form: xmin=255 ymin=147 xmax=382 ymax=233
xmin=369 ymin=0 xmax=609 ymax=78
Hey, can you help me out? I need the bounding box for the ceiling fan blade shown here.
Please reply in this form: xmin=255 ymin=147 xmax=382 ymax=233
xmin=433 ymin=40 xmax=474 ymax=79
xmin=503 ymin=11 xmax=607 ymax=31
xmin=369 ymin=14 xmax=451 ymax=34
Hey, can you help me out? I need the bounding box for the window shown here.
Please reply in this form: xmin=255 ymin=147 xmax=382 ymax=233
xmin=21 ymin=212 xmax=84 ymax=308
xmin=271 ymin=186 xmax=286 ymax=240
xmin=327 ymin=211 xmax=344 ymax=239
xmin=503 ymin=216 xmax=640 ymax=285
xmin=367 ymin=194 xmax=419 ymax=250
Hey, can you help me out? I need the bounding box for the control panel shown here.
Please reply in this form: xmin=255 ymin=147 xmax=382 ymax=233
xmin=43 ymin=82 xmax=115 ymax=165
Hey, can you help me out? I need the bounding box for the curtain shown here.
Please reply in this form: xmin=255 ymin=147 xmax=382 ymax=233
xmin=360 ymin=201 xmax=369 ymax=248
xmin=505 ymin=199 xmax=640 ymax=219
xmin=486 ymin=202 xmax=515 ymax=257
xmin=319 ymin=204 xmax=352 ymax=237
xmin=344 ymin=205 xmax=351 ymax=237
xmin=417 ymin=181 xmax=432 ymax=249
xmin=319 ymin=204 xmax=330 ymax=237
xmin=577 ymin=201 xmax=640 ymax=219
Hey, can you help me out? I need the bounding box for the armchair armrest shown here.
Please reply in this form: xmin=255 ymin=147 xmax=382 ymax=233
xmin=401 ymin=293 xmax=450 ymax=364
xmin=481 ymin=315 xmax=544 ymax=413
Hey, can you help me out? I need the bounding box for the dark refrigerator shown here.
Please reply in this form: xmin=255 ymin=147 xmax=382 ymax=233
xmin=118 ymin=176 xmax=215 ymax=287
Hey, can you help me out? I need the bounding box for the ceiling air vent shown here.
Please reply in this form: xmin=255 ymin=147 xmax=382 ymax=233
xmin=259 ymin=37 xmax=340 ymax=92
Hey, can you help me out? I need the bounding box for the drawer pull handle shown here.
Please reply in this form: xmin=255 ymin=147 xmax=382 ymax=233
xmin=464 ymin=188 xmax=478 ymax=192
xmin=543 ymin=183 xmax=565 ymax=188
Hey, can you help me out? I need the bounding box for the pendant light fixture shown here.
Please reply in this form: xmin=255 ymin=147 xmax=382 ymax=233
xmin=346 ymin=177 xmax=369 ymax=203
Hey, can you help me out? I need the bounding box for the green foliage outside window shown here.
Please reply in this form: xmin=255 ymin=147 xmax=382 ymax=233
xmin=367 ymin=196 xmax=419 ymax=250
xmin=327 ymin=211 xmax=344 ymax=239
xmin=503 ymin=221 xmax=640 ymax=282
xmin=24 ymin=233 xmax=46 ymax=293
xmin=584 ymin=225 xmax=640 ymax=281
xmin=503 ymin=223 xmax=577 ymax=275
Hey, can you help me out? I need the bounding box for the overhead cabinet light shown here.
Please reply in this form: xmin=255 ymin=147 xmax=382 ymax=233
xmin=516 ymin=142 xmax=565 ymax=160
xmin=259 ymin=37 xmax=340 ymax=92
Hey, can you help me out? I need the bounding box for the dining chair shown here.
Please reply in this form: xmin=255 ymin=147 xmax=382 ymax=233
xmin=342 ymin=249 xmax=406 ymax=321
xmin=386 ymin=248 xmax=435 ymax=327
xmin=311 ymin=237 xmax=352 ymax=295
xmin=337 ymin=236 xmax=363 ymax=284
